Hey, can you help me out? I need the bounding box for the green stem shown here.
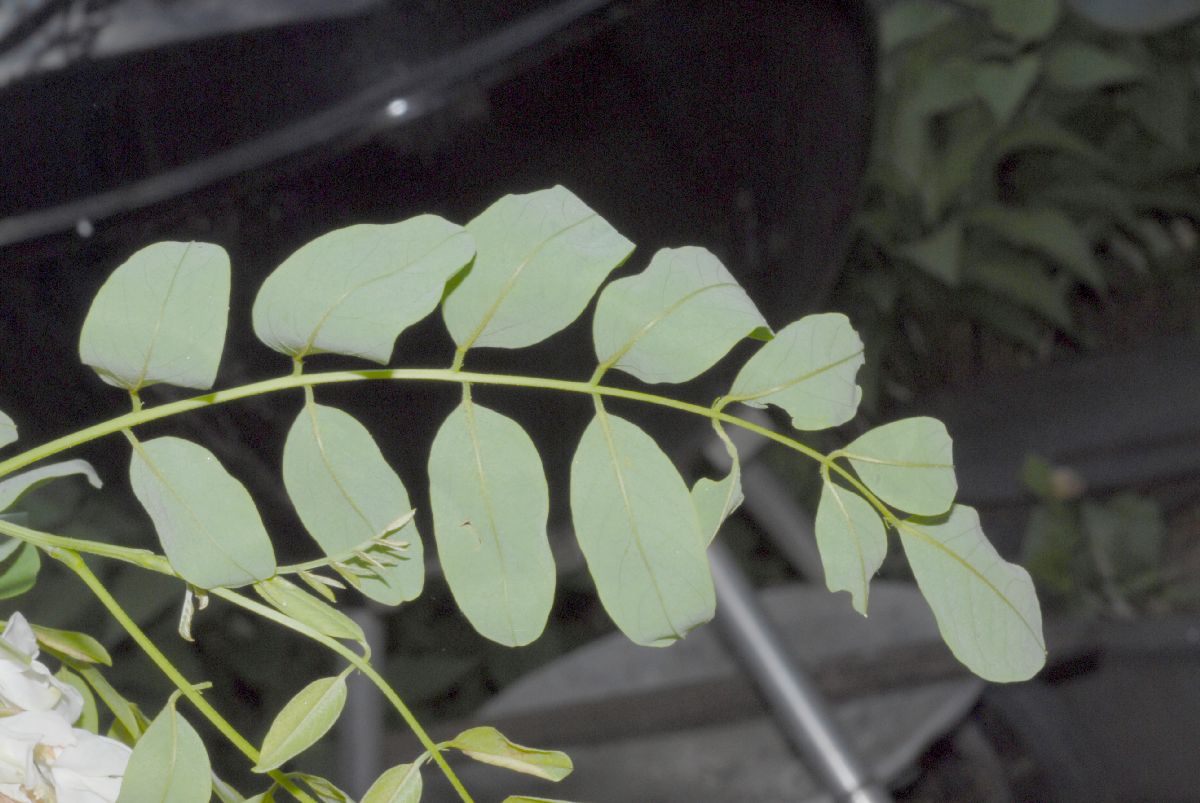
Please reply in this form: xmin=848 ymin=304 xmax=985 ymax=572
xmin=50 ymin=549 xmax=318 ymax=803
xmin=211 ymin=587 xmax=474 ymax=803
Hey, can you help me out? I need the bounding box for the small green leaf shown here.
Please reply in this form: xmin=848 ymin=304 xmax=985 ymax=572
xmin=362 ymin=762 xmax=422 ymax=803
xmin=592 ymin=246 xmax=768 ymax=383
xmin=965 ymin=0 xmax=1060 ymax=42
xmin=895 ymin=221 xmax=962 ymax=285
xmin=968 ymin=205 xmax=1104 ymax=289
xmin=1045 ymin=42 xmax=1146 ymax=91
xmin=899 ymin=506 xmax=1046 ymax=682
xmin=879 ymin=0 xmax=958 ymax=51
xmin=56 ymin=666 xmax=99 ymax=731
xmin=726 ymin=313 xmax=864 ymax=431
xmin=253 ymin=215 xmax=474 ymax=362
xmin=0 ymin=409 xmax=16 ymax=449
xmin=288 ymin=773 xmax=355 ymax=803
xmin=842 ymin=417 xmax=957 ymax=516
xmin=0 ymin=459 xmax=102 ymax=513
xmin=30 ymin=623 xmax=112 ymax=666
xmin=80 ymin=241 xmax=229 ymax=391
xmin=75 ymin=665 xmax=144 ymax=742
xmin=691 ymin=464 xmax=743 ymax=546
xmin=443 ymin=186 xmax=634 ymax=352
xmin=571 ymin=410 xmax=714 ymax=646
xmin=254 ymin=576 xmax=366 ymax=644
xmin=283 ymin=403 xmax=423 ymax=605
xmin=0 ymin=543 xmax=39 ymax=599
xmin=429 ymin=400 xmax=554 ymax=646
xmin=974 ymin=56 xmax=1040 ymax=124
xmin=965 ymin=258 xmax=1073 ymax=330
xmin=255 ymin=675 xmax=348 ymax=772
xmin=130 ymin=436 xmax=276 ymax=589
xmin=446 ymin=726 xmax=572 ymax=782
xmin=814 ymin=482 xmax=887 ymax=615
xmin=117 ymin=700 xmax=212 ymax=803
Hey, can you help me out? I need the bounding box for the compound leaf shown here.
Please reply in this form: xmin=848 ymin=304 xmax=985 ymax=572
xmin=255 ymin=675 xmax=347 ymax=773
xmin=253 ymin=216 xmax=474 ymax=362
xmin=0 ymin=459 xmax=101 ymax=513
xmin=443 ymin=186 xmax=634 ymax=352
xmin=283 ymin=403 xmax=423 ymax=605
xmin=899 ymin=506 xmax=1046 ymax=682
xmin=842 ymin=417 xmax=957 ymax=516
xmin=446 ymin=726 xmax=572 ymax=782
xmin=117 ymin=700 xmax=210 ymax=803
xmin=361 ymin=763 xmax=422 ymax=803
xmin=726 ymin=313 xmax=864 ymax=431
xmin=130 ymin=437 xmax=275 ymax=589
xmin=80 ymin=241 xmax=229 ymax=391
xmin=814 ymin=481 xmax=887 ymax=615
xmin=253 ymin=576 xmax=366 ymax=645
xmin=0 ymin=409 xmax=15 ymax=449
xmin=571 ymin=410 xmax=714 ymax=646
xmin=592 ymin=246 xmax=768 ymax=383
xmin=428 ymin=401 xmax=554 ymax=646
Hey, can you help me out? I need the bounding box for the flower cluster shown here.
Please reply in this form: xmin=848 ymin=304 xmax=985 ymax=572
xmin=0 ymin=614 xmax=129 ymax=803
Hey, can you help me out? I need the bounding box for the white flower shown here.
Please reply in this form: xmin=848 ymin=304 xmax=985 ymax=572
xmin=0 ymin=710 xmax=130 ymax=803
xmin=0 ymin=614 xmax=83 ymax=724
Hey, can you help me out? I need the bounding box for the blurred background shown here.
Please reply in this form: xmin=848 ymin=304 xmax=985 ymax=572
xmin=2 ymin=0 xmax=1200 ymax=800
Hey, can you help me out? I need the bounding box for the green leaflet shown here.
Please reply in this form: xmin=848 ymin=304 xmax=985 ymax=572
xmin=130 ymin=436 xmax=276 ymax=589
xmin=571 ymin=410 xmax=714 ymax=647
xmin=899 ymin=506 xmax=1046 ymax=682
xmin=253 ymin=215 xmax=474 ymax=362
xmin=0 ymin=458 xmax=101 ymax=512
xmin=254 ymin=576 xmax=366 ymax=645
xmin=974 ymin=56 xmax=1040 ymax=124
xmin=0 ymin=409 xmax=15 ymax=449
xmin=1044 ymin=41 xmax=1146 ymax=91
xmin=254 ymin=675 xmax=348 ymax=772
xmin=968 ymin=204 xmax=1104 ymax=290
xmin=428 ymin=400 xmax=554 ymax=646
xmin=285 ymin=773 xmax=355 ymax=802
xmin=726 ymin=313 xmax=864 ymax=431
xmin=79 ymin=241 xmax=229 ymax=391
xmin=691 ymin=426 xmax=743 ymax=545
xmin=592 ymin=246 xmax=769 ymax=383
xmin=283 ymin=402 xmax=423 ymax=605
xmin=964 ymin=0 xmax=1060 ymax=42
xmin=879 ymin=0 xmax=958 ymax=52
xmin=117 ymin=700 xmax=212 ymax=803
xmin=842 ymin=417 xmax=957 ymax=516
xmin=28 ymin=623 xmax=112 ymax=666
xmin=443 ymin=186 xmax=634 ymax=352
xmin=361 ymin=763 xmax=422 ymax=803
xmin=814 ymin=481 xmax=887 ymax=615
xmin=56 ymin=666 xmax=99 ymax=731
xmin=445 ymin=726 xmax=573 ymax=782
xmin=0 ymin=542 xmax=39 ymax=600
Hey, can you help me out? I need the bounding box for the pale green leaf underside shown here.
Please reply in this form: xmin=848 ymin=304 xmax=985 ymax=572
xmin=843 ymin=417 xmax=957 ymax=516
xmin=592 ymin=246 xmax=768 ymax=383
xmin=252 ymin=215 xmax=474 ymax=363
xmin=428 ymin=401 xmax=554 ymax=647
xmin=443 ymin=185 xmax=634 ymax=351
xmin=900 ymin=505 xmax=1046 ymax=682
xmin=254 ymin=576 xmax=365 ymax=644
xmin=255 ymin=675 xmax=347 ymax=772
xmin=116 ymin=703 xmax=211 ymax=803
xmin=571 ymin=411 xmax=714 ymax=647
xmin=0 ymin=459 xmax=102 ymax=513
xmin=362 ymin=762 xmax=422 ymax=803
xmin=283 ymin=403 xmax=424 ymax=605
xmin=130 ymin=437 xmax=276 ymax=589
xmin=80 ymin=241 xmax=230 ymax=391
xmin=0 ymin=409 xmax=15 ymax=449
xmin=727 ymin=313 xmax=864 ymax=431
xmin=691 ymin=463 xmax=743 ymax=546
xmin=447 ymin=726 xmax=573 ymax=782
xmin=814 ymin=481 xmax=887 ymax=615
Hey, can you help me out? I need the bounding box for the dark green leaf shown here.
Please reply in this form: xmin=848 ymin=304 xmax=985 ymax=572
xmin=895 ymin=221 xmax=962 ymax=285
xmin=1045 ymin=42 xmax=1146 ymax=91
xmin=879 ymin=0 xmax=958 ymax=51
xmin=968 ymin=204 xmax=1104 ymax=289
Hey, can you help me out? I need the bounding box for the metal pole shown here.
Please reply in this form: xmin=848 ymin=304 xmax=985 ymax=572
xmin=710 ymin=541 xmax=892 ymax=803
